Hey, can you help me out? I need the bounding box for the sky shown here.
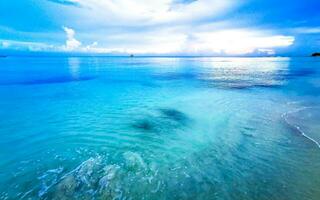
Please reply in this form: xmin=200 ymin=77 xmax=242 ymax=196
xmin=0 ymin=0 xmax=319 ymax=56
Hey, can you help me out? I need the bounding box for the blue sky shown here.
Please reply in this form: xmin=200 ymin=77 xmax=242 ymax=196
xmin=0 ymin=0 xmax=319 ymax=56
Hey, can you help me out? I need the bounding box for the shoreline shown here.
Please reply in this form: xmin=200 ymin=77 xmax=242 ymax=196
xmin=282 ymin=107 xmax=320 ymax=149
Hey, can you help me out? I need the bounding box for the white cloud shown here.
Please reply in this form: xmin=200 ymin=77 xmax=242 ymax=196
xmin=63 ymin=26 xmax=81 ymax=51
xmin=0 ymin=26 xmax=294 ymax=56
xmin=76 ymin=28 xmax=294 ymax=55
xmin=258 ymin=49 xmax=275 ymax=55
xmin=50 ymin=1 xmax=294 ymax=55
xmin=0 ymin=1 xmax=296 ymax=55
xmin=0 ymin=39 xmax=56 ymax=51
xmin=183 ymin=29 xmax=294 ymax=55
xmin=68 ymin=0 xmax=240 ymax=27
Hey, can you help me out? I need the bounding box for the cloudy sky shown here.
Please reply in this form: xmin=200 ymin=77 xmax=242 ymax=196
xmin=0 ymin=0 xmax=319 ymax=56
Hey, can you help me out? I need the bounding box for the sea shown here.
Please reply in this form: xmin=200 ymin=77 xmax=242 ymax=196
xmin=0 ymin=56 xmax=319 ymax=200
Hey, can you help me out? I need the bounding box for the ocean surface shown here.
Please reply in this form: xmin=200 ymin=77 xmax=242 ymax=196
xmin=0 ymin=56 xmax=320 ymax=200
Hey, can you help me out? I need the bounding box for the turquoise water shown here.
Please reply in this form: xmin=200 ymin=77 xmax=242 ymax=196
xmin=0 ymin=56 xmax=320 ymax=200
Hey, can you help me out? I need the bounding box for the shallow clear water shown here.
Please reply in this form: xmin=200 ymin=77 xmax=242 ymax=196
xmin=0 ymin=56 xmax=320 ymax=200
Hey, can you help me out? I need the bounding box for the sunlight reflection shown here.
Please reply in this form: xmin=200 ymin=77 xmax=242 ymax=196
xmin=198 ymin=57 xmax=290 ymax=89
xmin=68 ymin=57 xmax=81 ymax=79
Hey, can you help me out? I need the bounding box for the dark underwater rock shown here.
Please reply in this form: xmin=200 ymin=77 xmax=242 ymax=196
xmin=131 ymin=108 xmax=191 ymax=133
xmin=158 ymin=108 xmax=190 ymax=123
xmin=311 ymin=52 xmax=320 ymax=57
xmin=132 ymin=119 xmax=155 ymax=131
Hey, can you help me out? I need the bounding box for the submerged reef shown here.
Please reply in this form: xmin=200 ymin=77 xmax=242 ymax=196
xmin=131 ymin=108 xmax=192 ymax=133
xmin=42 ymin=153 xmax=162 ymax=200
xmin=158 ymin=108 xmax=190 ymax=123
xmin=132 ymin=119 xmax=155 ymax=131
xmin=311 ymin=52 xmax=320 ymax=57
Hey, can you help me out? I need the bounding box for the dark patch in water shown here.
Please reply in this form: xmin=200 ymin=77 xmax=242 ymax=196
xmin=241 ymin=131 xmax=254 ymax=137
xmin=255 ymin=83 xmax=282 ymax=89
xmin=243 ymin=126 xmax=256 ymax=131
xmin=288 ymin=68 xmax=316 ymax=78
xmin=240 ymin=126 xmax=256 ymax=138
xmin=158 ymin=108 xmax=190 ymax=124
xmin=131 ymin=109 xmax=191 ymax=133
xmin=203 ymin=79 xmax=283 ymax=90
xmin=132 ymin=119 xmax=155 ymax=131
xmin=18 ymin=76 xmax=95 ymax=85
xmin=102 ymin=78 xmax=157 ymax=88
xmin=154 ymin=73 xmax=196 ymax=81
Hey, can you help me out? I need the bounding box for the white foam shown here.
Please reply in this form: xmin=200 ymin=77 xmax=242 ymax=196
xmin=37 ymin=156 xmax=102 ymax=198
xmin=282 ymin=106 xmax=320 ymax=149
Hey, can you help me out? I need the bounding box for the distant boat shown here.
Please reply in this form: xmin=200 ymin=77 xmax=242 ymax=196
xmin=130 ymin=54 xmax=134 ymax=57
xmin=311 ymin=52 xmax=320 ymax=57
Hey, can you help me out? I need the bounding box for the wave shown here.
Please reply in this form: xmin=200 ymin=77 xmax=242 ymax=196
xmin=37 ymin=151 xmax=161 ymax=199
xmin=282 ymin=106 xmax=320 ymax=149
